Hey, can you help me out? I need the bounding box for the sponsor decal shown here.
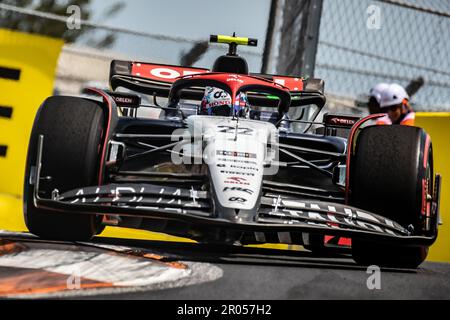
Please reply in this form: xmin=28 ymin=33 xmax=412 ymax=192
xmin=64 ymin=186 xmax=206 ymax=209
xmin=421 ymin=178 xmax=427 ymax=216
xmin=151 ymin=68 xmax=180 ymax=79
xmin=217 ymin=150 xmax=257 ymax=159
xmin=224 ymin=177 xmax=250 ymax=185
xmin=109 ymin=93 xmax=142 ymax=108
xmin=220 ymin=170 xmax=255 ymax=177
xmin=115 ymin=97 xmax=133 ymax=104
xmin=330 ymin=118 xmax=356 ymax=126
xmin=226 ymin=74 xmax=244 ymax=83
xmin=324 ymin=114 xmax=360 ymax=127
xmin=230 ymin=165 xmax=259 ymax=171
xmin=131 ymin=63 xmax=209 ymax=82
xmin=205 ymin=100 xmax=230 ymax=107
xmin=271 ymin=76 xmax=302 ymax=91
xmin=264 ymin=199 xmax=404 ymax=235
xmin=218 ymin=158 xmax=257 ymax=165
xmin=223 ymin=187 xmax=254 ymax=195
xmin=229 ymin=197 xmax=247 ymax=203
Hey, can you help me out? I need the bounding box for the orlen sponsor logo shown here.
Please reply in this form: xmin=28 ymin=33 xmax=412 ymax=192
xmin=329 ymin=117 xmax=356 ymax=126
xmin=224 ymin=177 xmax=250 ymax=185
xmin=113 ymin=96 xmax=134 ymax=104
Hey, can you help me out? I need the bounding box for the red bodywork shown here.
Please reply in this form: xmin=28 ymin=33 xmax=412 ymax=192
xmin=176 ymin=72 xmax=291 ymax=107
xmin=130 ymin=62 xmax=304 ymax=92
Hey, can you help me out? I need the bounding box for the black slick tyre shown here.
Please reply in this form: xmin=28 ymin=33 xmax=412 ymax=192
xmin=349 ymin=125 xmax=433 ymax=268
xmin=24 ymin=96 xmax=106 ymax=241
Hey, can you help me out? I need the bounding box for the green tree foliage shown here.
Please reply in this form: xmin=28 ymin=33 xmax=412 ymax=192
xmin=0 ymin=0 xmax=124 ymax=48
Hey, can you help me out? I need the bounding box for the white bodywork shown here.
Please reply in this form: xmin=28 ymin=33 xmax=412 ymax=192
xmin=185 ymin=116 xmax=278 ymax=214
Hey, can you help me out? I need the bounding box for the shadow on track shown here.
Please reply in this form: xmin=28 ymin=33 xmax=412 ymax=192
xmin=89 ymin=236 xmax=418 ymax=274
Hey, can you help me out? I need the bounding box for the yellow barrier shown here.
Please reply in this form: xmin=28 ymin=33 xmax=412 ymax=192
xmin=0 ymin=29 xmax=63 ymax=231
xmin=416 ymin=113 xmax=450 ymax=263
xmin=0 ymin=29 xmax=63 ymax=196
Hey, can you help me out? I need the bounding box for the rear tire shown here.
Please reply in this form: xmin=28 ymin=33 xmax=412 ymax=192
xmin=24 ymin=96 xmax=106 ymax=241
xmin=349 ymin=125 xmax=433 ymax=268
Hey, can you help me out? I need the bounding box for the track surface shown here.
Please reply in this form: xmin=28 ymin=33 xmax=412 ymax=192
xmin=1 ymin=233 xmax=450 ymax=299
xmin=89 ymin=237 xmax=450 ymax=300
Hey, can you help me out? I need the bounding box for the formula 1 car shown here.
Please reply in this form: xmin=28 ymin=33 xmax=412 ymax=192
xmin=24 ymin=35 xmax=441 ymax=268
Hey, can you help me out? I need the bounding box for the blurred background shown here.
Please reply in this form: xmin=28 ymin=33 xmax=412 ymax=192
xmin=0 ymin=0 xmax=449 ymax=113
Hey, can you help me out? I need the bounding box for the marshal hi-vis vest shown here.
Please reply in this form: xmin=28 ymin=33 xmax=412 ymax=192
xmin=376 ymin=112 xmax=416 ymax=126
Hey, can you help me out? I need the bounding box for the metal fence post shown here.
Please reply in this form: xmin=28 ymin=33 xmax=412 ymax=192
xmin=262 ymin=0 xmax=323 ymax=77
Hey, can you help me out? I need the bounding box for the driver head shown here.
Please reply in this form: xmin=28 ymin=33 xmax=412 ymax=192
xmin=201 ymin=87 xmax=232 ymax=116
xmin=201 ymin=87 xmax=250 ymax=117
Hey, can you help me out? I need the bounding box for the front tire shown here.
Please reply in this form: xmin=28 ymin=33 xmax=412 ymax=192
xmin=24 ymin=96 xmax=106 ymax=241
xmin=349 ymin=125 xmax=433 ymax=268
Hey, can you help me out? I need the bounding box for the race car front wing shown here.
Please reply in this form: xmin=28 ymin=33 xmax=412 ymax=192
xmin=31 ymin=135 xmax=438 ymax=246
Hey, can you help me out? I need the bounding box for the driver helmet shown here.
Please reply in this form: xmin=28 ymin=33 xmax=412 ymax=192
xmin=201 ymin=87 xmax=250 ymax=117
xmin=201 ymin=87 xmax=232 ymax=116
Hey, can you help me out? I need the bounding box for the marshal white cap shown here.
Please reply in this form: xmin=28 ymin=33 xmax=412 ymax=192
xmin=380 ymin=83 xmax=409 ymax=109
xmin=369 ymin=83 xmax=389 ymax=103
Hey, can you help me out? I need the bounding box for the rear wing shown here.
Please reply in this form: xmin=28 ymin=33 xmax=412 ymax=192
xmin=109 ymin=60 xmax=325 ymax=108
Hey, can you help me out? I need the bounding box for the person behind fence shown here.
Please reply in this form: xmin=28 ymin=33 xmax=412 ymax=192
xmin=368 ymin=82 xmax=389 ymax=114
xmin=376 ymin=83 xmax=415 ymax=126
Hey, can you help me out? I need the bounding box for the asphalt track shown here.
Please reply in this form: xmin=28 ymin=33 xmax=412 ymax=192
xmin=1 ymin=232 xmax=450 ymax=300
xmin=91 ymin=238 xmax=450 ymax=300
